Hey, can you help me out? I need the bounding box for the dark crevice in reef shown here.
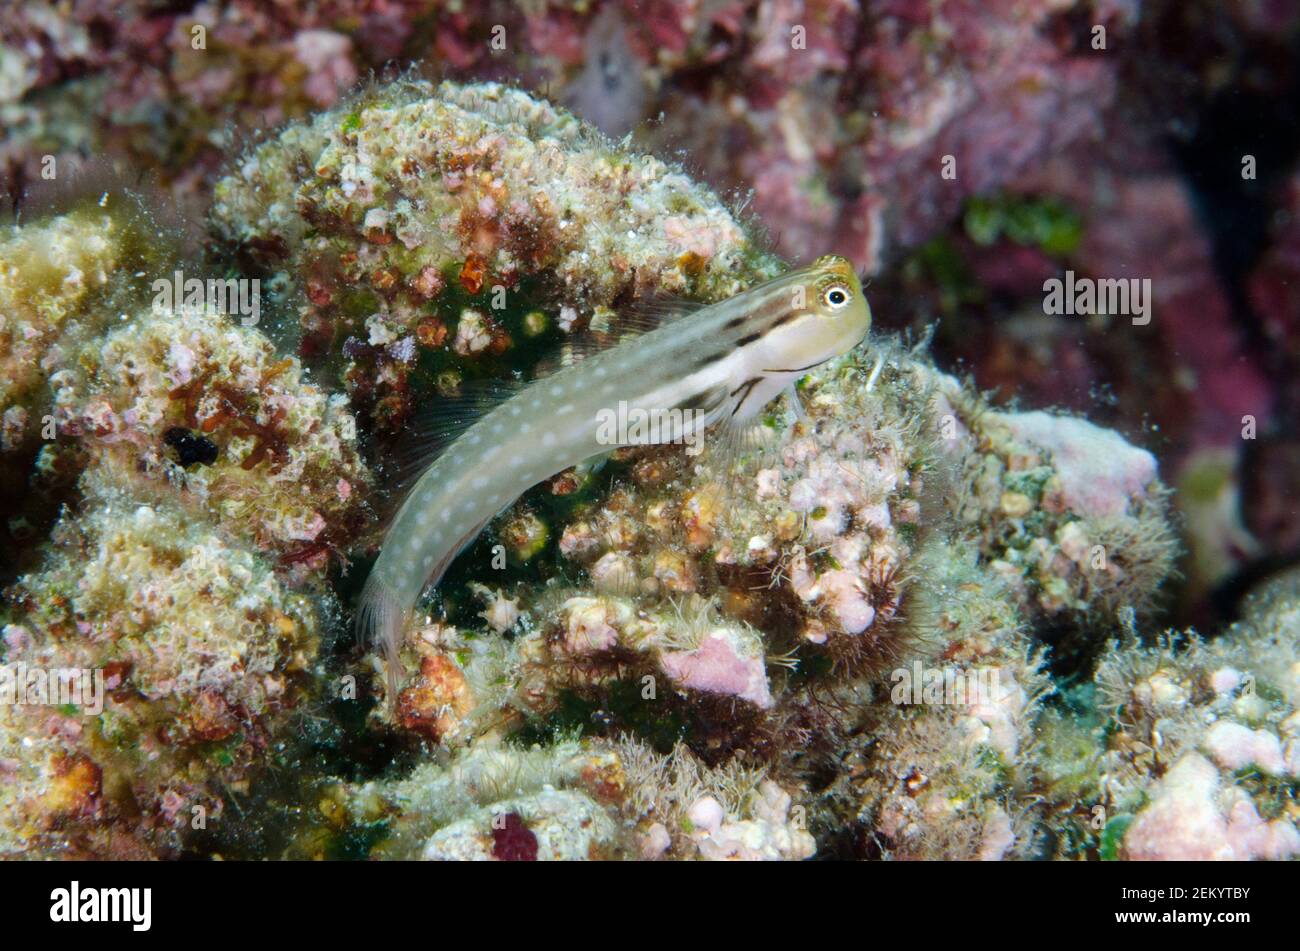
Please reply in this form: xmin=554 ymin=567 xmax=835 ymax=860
xmin=1127 ymin=1 xmax=1300 ymax=631
xmin=1129 ymin=1 xmax=1300 ymax=410
xmin=1165 ymin=46 xmax=1300 ymax=379
xmin=1169 ymin=45 xmax=1300 ymax=625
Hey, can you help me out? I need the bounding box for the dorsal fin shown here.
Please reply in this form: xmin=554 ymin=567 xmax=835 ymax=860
xmin=531 ymin=340 xmax=600 ymax=378
xmin=533 ymin=292 xmax=706 ymax=375
xmin=614 ymin=293 xmax=707 ymax=334
xmin=390 ymin=380 xmax=519 ymax=469
xmin=368 ymin=378 xmax=522 ymax=535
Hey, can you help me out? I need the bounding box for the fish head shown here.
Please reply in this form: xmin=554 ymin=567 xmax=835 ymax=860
xmin=761 ymin=254 xmax=871 ymax=372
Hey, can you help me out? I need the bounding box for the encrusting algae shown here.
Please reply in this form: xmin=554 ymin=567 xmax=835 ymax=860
xmin=3 ymin=77 xmax=1290 ymax=862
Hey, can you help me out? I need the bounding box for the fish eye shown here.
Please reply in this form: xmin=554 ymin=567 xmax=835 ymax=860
xmin=822 ymin=283 xmax=851 ymax=310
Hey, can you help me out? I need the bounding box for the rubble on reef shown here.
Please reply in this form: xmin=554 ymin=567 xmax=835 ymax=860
xmin=1039 ymin=569 xmax=1300 ymax=861
xmin=314 ymin=735 xmax=813 ymax=861
xmin=49 ymin=305 xmax=373 ymax=570
xmin=0 ymin=49 xmax=1295 ymax=861
xmin=0 ymin=493 xmax=326 ymax=858
xmin=0 ymin=184 xmax=370 ymax=858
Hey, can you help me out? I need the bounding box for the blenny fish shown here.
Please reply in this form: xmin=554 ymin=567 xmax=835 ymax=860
xmin=359 ymin=254 xmax=871 ymax=696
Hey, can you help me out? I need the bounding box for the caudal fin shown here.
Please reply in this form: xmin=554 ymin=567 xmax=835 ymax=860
xmin=356 ymin=569 xmax=406 ymax=712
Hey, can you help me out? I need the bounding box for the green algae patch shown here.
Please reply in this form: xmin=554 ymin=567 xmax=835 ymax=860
xmin=1099 ymin=815 xmax=1134 ymax=860
xmin=963 ymin=192 xmax=1083 ymax=255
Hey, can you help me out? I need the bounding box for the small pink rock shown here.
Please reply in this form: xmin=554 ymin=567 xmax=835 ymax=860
xmin=1124 ymin=752 xmax=1300 ymax=860
xmin=687 ymin=796 xmax=725 ymax=834
xmin=1203 ymin=720 xmax=1286 ymax=775
xmin=292 ymin=30 xmax=358 ymax=107
xmin=660 ymin=630 xmax=773 ymax=709
xmin=993 ymin=410 xmax=1157 ymax=518
xmin=285 ymin=511 xmax=327 ymax=543
xmin=561 ymin=598 xmax=620 ymax=654
xmin=640 ymin=823 xmax=672 ymax=859
xmin=818 ymin=569 xmax=875 ymax=634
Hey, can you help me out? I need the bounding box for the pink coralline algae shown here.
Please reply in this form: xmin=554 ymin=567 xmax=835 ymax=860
xmin=986 ymin=410 xmax=1157 ymax=519
xmin=4 ymin=0 xmax=1136 ymax=276
xmin=292 ymin=30 xmax=359 ymax=108
xmin=0 ymin=2 xmax=393 ymax=193
xmin=1123 ymin=753 xmax=1300 ymax=861
xmin=660 ymin=630 xmax=775 ymax=710
xmin=641 ymin=0 xmax=1134 ymax=270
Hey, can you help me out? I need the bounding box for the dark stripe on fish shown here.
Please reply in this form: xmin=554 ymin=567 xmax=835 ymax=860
xmin=729 ymin=376 xmax=764 ymax=417
xmin=692 ymin=349 xmax=732 ymax=371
